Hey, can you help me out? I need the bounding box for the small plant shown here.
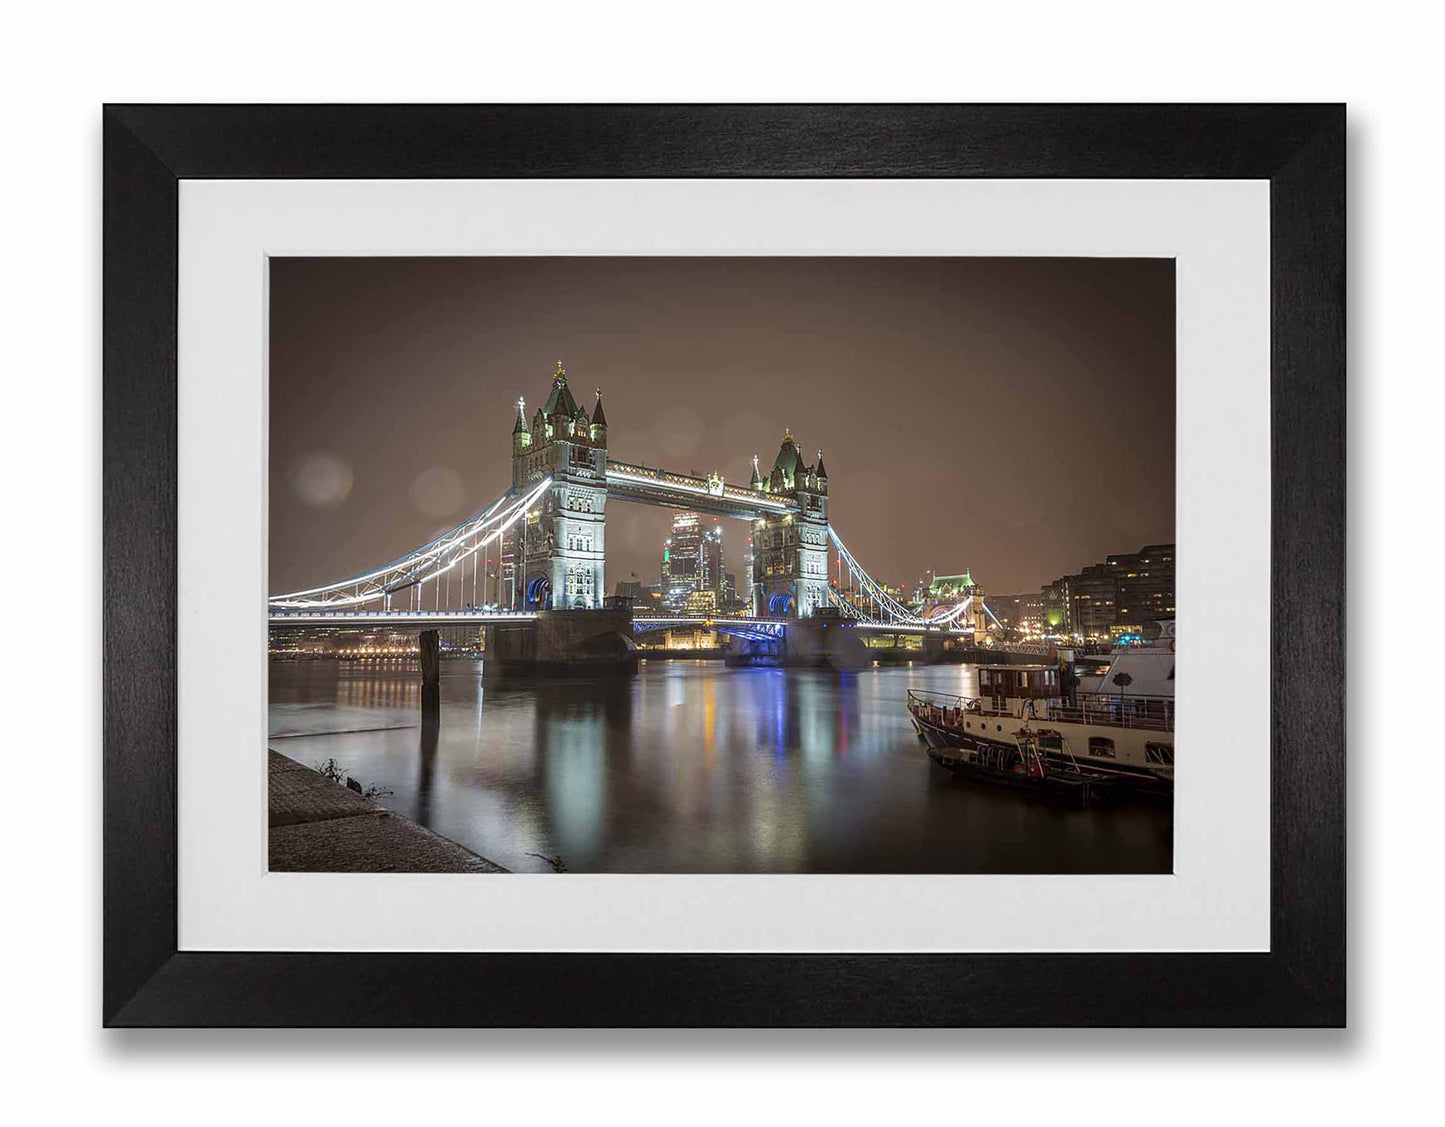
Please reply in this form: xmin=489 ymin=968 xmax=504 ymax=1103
xmin=313 ymin=757 xmax=393 ymax=799
xmin=314 ymin=757 xmax=346 ymax=783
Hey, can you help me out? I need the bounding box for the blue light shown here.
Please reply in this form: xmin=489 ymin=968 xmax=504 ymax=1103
xmin=526 ymin=575 xmax=552 ymax=609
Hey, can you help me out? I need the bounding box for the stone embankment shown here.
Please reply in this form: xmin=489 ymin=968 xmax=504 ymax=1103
xmin=267 ymin=750 xmax=506 ymax=873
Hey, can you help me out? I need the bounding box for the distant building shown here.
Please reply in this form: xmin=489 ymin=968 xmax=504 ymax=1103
xmin=613 ymin=579 xmax=646 ymax=604
xmin=918 ymin=569 xmax=990 ymax=634
xmin=1110 ymin=544 xmax=1176 ymax=634
xmin=661 ymin=512 xmax=703 ymax=608
xmin=1041 ymin=543 xmax=1175 ymax=642
xmin=987 ymin=592 xmax=1046 ymax=634
xmin=928 ymin=572 xmax=977 ymax=601
xmin=684 ymin=587 xmax=719 ymax=615
xmin=269 ymin=624 xmax=481 ymax=658
xmin=634 ymin=625 xmax=724 ymax=652
xmin=661 ymin=511 xmax=728 ymax=610
xmin=701 ymin=521 xmax=724 ymax=595
xmin=1070 ymin=564 xmax=1118 ymax=640
xmin=1042 ymin=577 xmax=1075 ymax=633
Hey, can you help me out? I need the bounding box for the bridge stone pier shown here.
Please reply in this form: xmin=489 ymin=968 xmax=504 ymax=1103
xmin=483 ymin=607 xmax=638 ymax=678
xmin=724 ymin=613 xmax=869 ymax=670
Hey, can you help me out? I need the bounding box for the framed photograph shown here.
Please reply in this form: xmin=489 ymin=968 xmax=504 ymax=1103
xmin=104 ymin=104 xmax=1343 ymax=1026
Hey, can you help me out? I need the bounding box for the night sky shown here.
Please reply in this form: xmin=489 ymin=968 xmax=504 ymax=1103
xmin=269 ymin=257 xmax=1174 ymax=598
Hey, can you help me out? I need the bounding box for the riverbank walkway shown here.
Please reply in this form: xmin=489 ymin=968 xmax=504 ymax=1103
xmin=268 ymin=750 xmax=507 ymax=873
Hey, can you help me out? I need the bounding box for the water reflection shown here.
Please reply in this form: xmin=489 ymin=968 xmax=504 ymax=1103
xmin=268 ymin=660 xmax=1171 ymax=874
xmin=415 ymin=696 xmax=439 ymax=827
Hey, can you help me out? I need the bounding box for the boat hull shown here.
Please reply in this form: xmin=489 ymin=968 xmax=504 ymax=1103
xmin=912 ymin=714 xmax=1124 ymax=808
xmin=909 ymin=706 xmax=1172 ymax=802
xmin=923 ymin=746 xmax=1106 ymax=808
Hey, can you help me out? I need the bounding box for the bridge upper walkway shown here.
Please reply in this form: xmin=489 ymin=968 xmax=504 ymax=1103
xmin=604 ymin=460 xmax=796 ymax=521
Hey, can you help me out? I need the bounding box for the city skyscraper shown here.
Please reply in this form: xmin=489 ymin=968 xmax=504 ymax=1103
xmin=661 ymin=512 xmax=728 ymax=610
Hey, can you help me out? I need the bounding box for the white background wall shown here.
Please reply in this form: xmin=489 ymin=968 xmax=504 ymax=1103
xmin=1 ymin=2 xmax=1432 ymax=1122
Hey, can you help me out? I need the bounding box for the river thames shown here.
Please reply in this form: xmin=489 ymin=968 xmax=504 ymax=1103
xmin=268 ymin=659 xmax=1172 ymax=874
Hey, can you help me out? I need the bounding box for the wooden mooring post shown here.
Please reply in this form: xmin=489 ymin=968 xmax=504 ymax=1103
xmin=419 ymin=628 xmax=440 ymax=720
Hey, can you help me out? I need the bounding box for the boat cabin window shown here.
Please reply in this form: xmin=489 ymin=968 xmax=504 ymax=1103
xmin=1088 ymin=737 xmax=1116 ymax=758
xmin=1145 ymin=742 xmax=1174 ymax=766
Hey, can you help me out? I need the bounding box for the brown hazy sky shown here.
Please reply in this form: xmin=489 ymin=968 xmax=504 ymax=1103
xmin=269 ymin=257 xmax=1174 ymax=597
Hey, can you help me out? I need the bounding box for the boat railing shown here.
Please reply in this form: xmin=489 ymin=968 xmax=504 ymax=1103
xmin=910 ymin=688 xmax=1173 ymax=733
xmin=906 ymin=689 xmax=992 ymax=731
xmin=907 ymin=688 xmax=983 ymax=712
xmin=1044 ymin=692 xmax=1174 ymax=733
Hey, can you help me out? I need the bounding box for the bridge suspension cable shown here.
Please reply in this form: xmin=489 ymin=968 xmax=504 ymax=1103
xmin=826 ymin=527 xmax=1001 ymax=631
xmin=268 ymin=476 xmax=553 ymax=610
xmin=826 ymin=586 xmax=868 ymax=620
xmin=924 ymin=595 xmax=973 ymax=626
xmin=826 ymin=527 xmax=931 ymax=627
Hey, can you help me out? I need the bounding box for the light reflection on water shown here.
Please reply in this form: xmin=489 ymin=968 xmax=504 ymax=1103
xmin=268 ymin=659 xmax=1172 ymax=874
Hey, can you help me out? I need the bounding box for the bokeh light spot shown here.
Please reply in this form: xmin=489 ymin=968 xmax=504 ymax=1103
xmin=410 ymin=466 xmax=465 ymax=518
xmin=291 ymin=453 xmax=353 ymax=509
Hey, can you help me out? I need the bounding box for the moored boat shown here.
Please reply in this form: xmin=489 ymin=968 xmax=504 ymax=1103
xmin=906 ymin=635 xmax=1175 ymax=802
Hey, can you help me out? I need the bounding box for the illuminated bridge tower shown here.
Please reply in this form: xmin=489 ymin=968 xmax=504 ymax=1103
xmin=504 ymin=362 xmax=609 ymax=610
xmin=750 ymin=429 xmax=830 ymax=617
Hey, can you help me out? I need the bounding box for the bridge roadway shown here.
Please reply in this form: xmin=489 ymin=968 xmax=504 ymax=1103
xmin=266 ymin=609 xmax=969 ymax=636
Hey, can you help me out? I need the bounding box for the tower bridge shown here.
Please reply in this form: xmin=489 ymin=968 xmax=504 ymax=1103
xmin=502 ymin=361 xmax=831 ymax=618
xmin=269 ymin=361 xmax=992 ymax=665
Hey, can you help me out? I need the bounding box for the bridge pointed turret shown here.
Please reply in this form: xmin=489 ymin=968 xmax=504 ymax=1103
xmin=769 ymin=427 xmax=805 ymax=491
xmin=512 ymin=396 xmax=530 ymax=453
xmin=589 ymin=387 xmax=608 ymax=444
xmin=750 ymin=453 xmax=763 ymax=491
xmin=815 ymin=450 xmax=827 ymax=480
xmin=543 ymin=359 xmax=580 ymax=420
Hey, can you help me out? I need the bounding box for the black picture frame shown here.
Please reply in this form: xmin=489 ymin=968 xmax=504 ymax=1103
xmin=103 ymin=104 xmax=1344 ymax=1027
